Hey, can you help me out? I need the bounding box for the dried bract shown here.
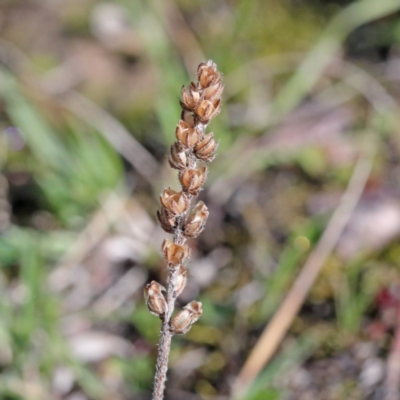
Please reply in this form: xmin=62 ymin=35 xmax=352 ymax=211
xmin=144 ymin=281 xmax=168 ymax=318
xmin=179 ymin=166 xmax=207 ymax=196
xmin=162 ymin=239 xmax=191 ymax=266
xmin=183 ymin=201 xmax=209 ymax=238
xmin=170 ymin=301 xmax=203 ymax=335
xmin=168 ymin=142 xmax=187 ymax=170
xmin=194 ymin=132 xmax=219 ymax=162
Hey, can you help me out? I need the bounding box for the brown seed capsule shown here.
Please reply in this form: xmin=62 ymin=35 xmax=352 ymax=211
xmin=162 ymin=239 xmax=191 ymax=266
xmin=169 ymin=142 xmax=187 ymax=170
xmin=203 ymin=82 xmax=224 ymax=102
xmin=181 ymin=110 xmax=196 ymax=127
xmin=144 ymin=281 xmax=168 ymax=318
xmin=179 ymin=166 xmax=207 ymax=196
xmin=194 ymin=133 xmax=219 ymax=162
xmin=157 ymin=207 xmax=175 ymax=233
xmin=175 ymin=120 xmax=202 ymax=149
xmin=195 ymin=98 xmax=221 ymax=124
xmin=197 ymin=60 xmax=222 ymax=88
xmin=170 ymin=301 xmax=203 ymax=335
xmin=183 ymin=201 xmax=209 ymax=238
xmin=180 ymin=82 xmax=201 ymax=112
xmin=169 ymin=264 xmax=189 ymax=297
xmin=160 ymin=189 xmax=189 ymax=216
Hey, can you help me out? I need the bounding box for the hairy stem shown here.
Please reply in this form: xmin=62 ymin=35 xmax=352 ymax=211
xmin=152 ymin=266 xmax=178 ymax=400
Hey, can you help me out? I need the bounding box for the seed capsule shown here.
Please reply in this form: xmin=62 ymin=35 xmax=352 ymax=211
xmin=195 ymin=98 xmax=221 ymax=124
xmin=170 ymin=301 xmax=203 ymax=335
xmin=172 ymin=264 xmax=189 ymax=297
xmin=179 ymin=166 xmax=207 ymax=196
xmin=203 ymin=82 xmax=224 ymax=102
xmin=194 ymin=133 xmax=219 ymax=162
xmin=157 ymin=207 xmax=175 ymax=233
xmin=181 ymin=110 xmax=196 ymax=127
xmin=197 ymin=60 xmax=222 ymax=88
xmin=144 ymin=281 xmax=168 ymax=318
xmin=162 ymin=239 xmax=191 ymax=266
xmin=180 ymin=82 xmax=201 ymax=112
xmin=169 ymin=142 xmax=187 ymax=170
xmin=160 ymin=189 xmax=189 ymax=216
xmin=175 ymin=120 xmax=202 ymax=149
xmin=183 ymin=201 xmax=209 ymax=238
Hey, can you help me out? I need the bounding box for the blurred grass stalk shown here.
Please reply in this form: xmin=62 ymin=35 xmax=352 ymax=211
xmin=0 ymin=56 xmax=126 ymax=398
xmin=270 ymin=0 xmax=400 ymax=120
xmin=233 ymin=0 xmax=400 ymax=397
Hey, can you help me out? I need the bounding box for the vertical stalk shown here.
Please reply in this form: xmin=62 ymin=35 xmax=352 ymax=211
xmin=152 ymin=267 xmax=178 ymax=400
xmin=147 ymin=60 xmax=223 ymax=400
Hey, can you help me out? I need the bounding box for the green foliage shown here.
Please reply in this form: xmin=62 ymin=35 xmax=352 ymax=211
xmin=119 ymin=357 xmax=154 ymax=392
xmin=245 ymin=389 xmax=281 ymax=400
xmin=334 ymin=261 xmax=381 ymax=334
xmin=2 ymin=72 xmax=122 ymax=223
xmin=131 ymin=304 xmax=162 ymax=343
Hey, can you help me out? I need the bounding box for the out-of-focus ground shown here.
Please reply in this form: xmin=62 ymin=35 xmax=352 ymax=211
xmin=1 ymin=0 xmax=400 ymax=399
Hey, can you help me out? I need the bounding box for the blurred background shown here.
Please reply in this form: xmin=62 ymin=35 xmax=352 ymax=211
xmin=1 ymin=0 xmax=400 ymax=399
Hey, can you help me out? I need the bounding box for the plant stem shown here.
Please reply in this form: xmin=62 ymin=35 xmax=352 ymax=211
xmin=152 ymin=266 xmax=178 ymax=400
